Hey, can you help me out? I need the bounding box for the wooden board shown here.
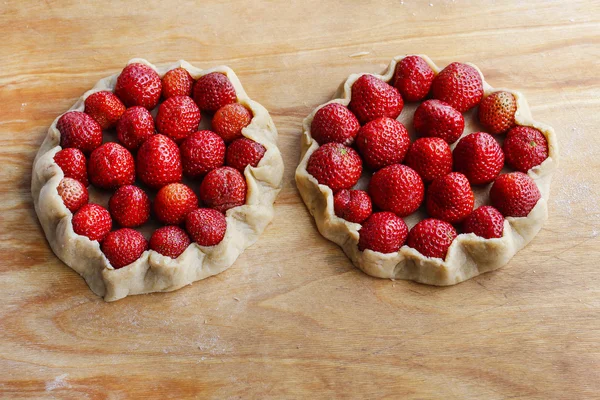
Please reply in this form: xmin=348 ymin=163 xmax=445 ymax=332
xmin=1 ymin=0 xmax=599 ymax=398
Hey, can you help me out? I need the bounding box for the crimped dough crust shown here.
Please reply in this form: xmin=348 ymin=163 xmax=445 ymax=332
xmin=32 ymin=59 xmax=284 ymax=301
xmin=296 ymin=55 xmax=558 ymax=285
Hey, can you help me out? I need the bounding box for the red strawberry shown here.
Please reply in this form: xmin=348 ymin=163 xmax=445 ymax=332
xmin=392 ymin=55 xmax=435 ymax=102
xmin=108 ymin=185 xmax=150 ymax=228
xmin=503 ymin=126 xmax=549 ymax=172
xmin=57 ymin=178 xmax=88 ymax=212
xmin=490 ymin=172 xmax=541 ymax=217
xmin=54 ymin=148 xmax=89 ymax=186
xmin=333 ymin=189 xmax=372 ymax=223
xmin=369 ymin=164 xmax=424 ymax=217
xmin=404 ymin=137 xmax=453 ymax=183
xmin=413 ymin=99 xmax=464 ymax=144
xmin=478 ymin=91 xmax=517 ymax=134
xmin=114 ymin=63 xmax=162 ymax=109
xmin=101 ymin=228 xmax=148 ymax=269
xmin=149 ymin=226 xmax=191 ymax=258
xmin=185 ymin=208 xmax=227 ymax=246
xmin=310 ymin=103 xmax=360 ymax=145
xmin=426 ymin=172 xmax=474 ymax=223
xmin=358 ymin=212 xmax=408 ymax=254
xmin=431 ymin=62 xmax=483 ymax=112
xmin=180 ymin=130 xmax=226 ymax=178
xmin=453 ymin=132 xmax=504 ymax=185
xmin=156 ymin=95 xmax=201 ymax=143
xmin=116 ymin=106 xmax=155 ymax=151
xmin=162 ymin=67 xmax=194 ymax=99
xmin=356 ymin=117 xmax=410 ymax=170
xmin=136 ymin=134 xmax=182 ymax=189
xmin=84 ymin=91 xmax=126 ymax=129
xmin=212 ymin=103 xmax=253 ymax=143
xmin=193 ymin=72 xmax=236 ymax=113
xmin=306 ymin=143 xmax=362 ymax=192
xmin=348 ymin=74 xmax=404 ymax=124
xmin=88 ymin=142 xmax=135 ymax=189
xmin=57 ymin=111 xmax=103 ymax=155
xmin=226 ymin=137 xmax=266 ymax=173
xmin=463 ymin=206 xmax=504 ymax=239
xmin=72 ymin=203 xmax=112 ymax=242
xmin=407 ymin=218 xmax=457 ymax=259
xmin=154 ymin=183 xmax=199 ymax=225
xmin=199 ymin=166 xmax=247 ymax=213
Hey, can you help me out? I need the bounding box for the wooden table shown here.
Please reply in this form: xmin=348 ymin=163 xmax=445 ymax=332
xmin=1 ymin=0 xmax=599 ymax=398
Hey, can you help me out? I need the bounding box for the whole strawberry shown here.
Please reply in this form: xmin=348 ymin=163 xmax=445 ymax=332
xmin=413 ymin=99 xmax=464 ymax=144
xmin=503 ymin=126 xmax=549 ymax=172
xmin=490 ymin=172 xmax=541 ymax=217
xmin=426 ymin=172 xmax=474 ymax=223
xmin=453 ymin=132 xmax=504 ymax=185
xmin=162 ymin=67 xmax=194 ymax=99
xmin=114 ymin=63 xmax=162 ymax=109
xmin=369 ymin=164 xmax=424 ymax=217
xmin=199 ymin=166 xmax=247 ymax=213
xmin=72 ymin=203 xmax=112 ymax=242
xmin=57 ymin=178 xmax=88 ymax=212
xmin=136 ymin=134 xmax=182 ymax=189
xmin=84 ymin=91 xmax=126 ymax=129
xmin=358 ymin=212 xmax=408 ymax=254
xmin=348 ymin=74 xmax=404 ymax=124
xmin=404 ymin=137 xmax=452 ymax=183
xmin=101 ymin=228 xmax=148 ymax=269
xmin=212 ymin=103 xmax=253 ymax=143
xmin=356 ymin=117 xmax=410 ymax=170
xmin=333 ymin=189 xmax=372 ymax=223
xmin=463 ymin=206 xmax=505 ymax=239
xmin=310 ymin=103 xmax=360 ymax=146
xmin=392 ymin=55 xmax=435 ymax=102
xmin=54 ymin=148 xmax=89 ymax=186
xmin=149 ymin=226 xmax=191 ymax=258
xmin=478 ymin=91 xmax=517 ymax=134
xmin=108 ymin=185 xmax=150 ymax=228
xmin=57 ymin=111 xmax=103 ymax=155
xmin=193 ymin=72 xmax=236 ymax=113
xmin=156 ymin=95 xmax=201 ymax=143
xmin=431 ymin=62 xmax=483 ymax=112
xmin=88 ymin=142 xmax=135 ymax=189
xmin=407 ymin=218 xmax=457 ymax=259
xmin=185 ymin=208 xmax=227 ymax=246
xmin=154 ymin=183 xmax=199 ymax=225
xmin=306 ymin=143 xmax=362 ymax=192
xmin=180 ymin=130 xmax=226 ymax=178
xmin=226 ymin=137 xmax=266 ymax=173
xmin=116 ymin=106 xmax=155 ymax=151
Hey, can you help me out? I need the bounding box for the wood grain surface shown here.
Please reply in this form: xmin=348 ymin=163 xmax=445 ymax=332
xmin=1 ymin=0 xmax=599 ymax=398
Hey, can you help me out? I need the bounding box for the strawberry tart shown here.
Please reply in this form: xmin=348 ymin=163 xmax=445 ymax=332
xmin=32 ymin=59 xmax=283 ymax=301
xmin=296 ymin=55 xmax=558 ymax=285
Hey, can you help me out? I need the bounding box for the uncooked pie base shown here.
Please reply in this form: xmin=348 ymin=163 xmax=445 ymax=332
xmin=296 ymin=55 xmax=558 ymax=285
xmin=32 ymin=59 xmax=284 ymax=301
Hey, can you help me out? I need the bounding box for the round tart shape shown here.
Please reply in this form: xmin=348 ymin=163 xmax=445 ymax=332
xmin=296 ymin=55 xmax=558 ymax=285
xmin=32 ymin=59 xmax=283 ymax=301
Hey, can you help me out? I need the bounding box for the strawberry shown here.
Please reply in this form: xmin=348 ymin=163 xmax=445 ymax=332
xmin=101 ymin=228 xmax=148 ymax=269
xmin=57 ymin=178 xmax=88 ymax=212
xmin=108 ymin=185 xmax=150 ymax=228
xmin=180 ymin=130 xmax=226 ymax=178
xmin=149 ymin=226 xmax=191 ymax=258
xmin=84 ymin=91 xmax=126 ymax=129
xmin=404 ymin=137 xmax=453 ymax=183
xmin=306 ymin=143 xmax=362 ymax=192
xmin=154 ymin=183 xmax=199 ymax=225
xmin=478 ymin=91 xmax=517 ymax=134
xmin=463 ymin=206 xmax=504 ymax=239
xmin=162 ymin=67 xmax=194 ymax=99
xmin=199 ymin=166 xmax=247 ymax=213
xmin=490 ymin=172 xmax=541 ymax=217
xmin=503 ymin=126 xmax=549 ymax=172
xmin=72 ymin=203 xmax=112 ymax=242
xmin=355 ymin=117 xmax=410 ymax=170
xmin=116 ymin=106 xmax=155 ymax=151
xmin=333 ymin=189 xmax=372 ymax=223
xmin=431 ymin=62 xmax=483 ymax=112
xmin=114 ymin=63 xmax=162 ymax=109
xmin=310 ymin=103 xmax=360 ymax=145
xmin=185 ymin=208 xmax=227 ymax=246
xmin=413 ymin=99 xmax=464 ymax=144
xmin=426 ymin=172 xmax=474 ymax=223
xmin=136 ymin=134 xmax=182 ymax=189
xmin=453 ymin=132 xmax=504 ymax=185
xmin=348 ymin=74 xmax=404 ymax=124
xmin=358 ymin=212 xmax=408 ymax=254
xmin=407 ymin=218 xmax=457 ymax=259
xmin=57 ymin=111 xmax=103 ymax=155
xmin=88 ymin=142 xmax=135 ymax=189
xmin=156 ymin=95 xmax=201 ymax=143
xmin=212 ymin=103 xmax=253 ymax=143
xmin=392 ymin=55 xmax=435 ymax=102
xmin=368 ymin=164 xmax=424 ymax=217
xmin=225 ymin=138 xmax=266 ymax=173
xmin=193 ymin=72 xmax=236 ymax=113
xmin=54 ymin=148 xmax=89 ymax=186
